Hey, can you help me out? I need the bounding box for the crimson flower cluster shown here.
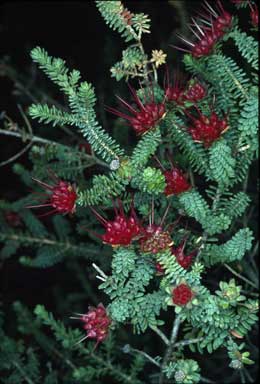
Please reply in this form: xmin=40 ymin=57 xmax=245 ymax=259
xmin=28 ymin=172 xmax=77 ymax=216
xmin=72 ymin=304 xmax=111 ymax=345
xmin=155 ymin=238 xmax=195 ymax=275
xmin=90 ymin=200 xmax=142 ymax=247
xmin=165 ymin=73 xmax=206 ymax=105
xmin=249 ymin=2 xmax=258 ymax=27
xmin=172 ymin=239 xmax=196 ymax=269
xmin=107 ymin=85 xmax=166 ymax=135
xmin=139 ymin=224 xmax=173 ymax=254
xmin=163 ymin=166 xmax=191 ymax=196
xmin=187 ymin=108 xmax=229 ymax=147
xmin=174 ymin=1 xmax=232 ymax=58
xmin=172 ymin=284 xmax=193 ymax=306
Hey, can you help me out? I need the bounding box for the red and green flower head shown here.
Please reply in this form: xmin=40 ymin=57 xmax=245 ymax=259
xmin=172 ymin=1 xmax=232 ymax=58
xmin=186 ymin=106 xmax=229 ymax=147
xmin=90 ymin=199 xmax=142 ymax=247
xmin=164 ymin=167 xmax=191 ymax=197
xmin=155 ymin=156 xmax=191 ymax=197
xmin=27 ymin=170 xmax=77 ymax=216
xmin=172 ymin=283 xmax=194 ymax=306
xmin=249 ymin=2 xmax=258 ymax=27
xmin=139 ymin=203 xmax=175 ymax=254
xmin=164 ymin=69 xmax=186 ymax=104
xmin=172 ymin=237 xmax=196 ymax=269
xmin=183 ymin=79 xmax=207 ymax=102
xmin=106 ymin=84 xmax=166 ymax=135
xmin=71 ymin=303 xmax=111 ymax=346
xmin=164 ymin=69 xmax=206 ymax=105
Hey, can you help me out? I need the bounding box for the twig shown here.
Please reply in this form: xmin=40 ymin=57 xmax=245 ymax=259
xmin=159 ymin=314 xmax=182 ymax=384
xmin=0 ymin=128 xmax=109 ymax=168
xmin=122 ymin=345 xmax=160 ymax=368
xmin=224 ymin=263 xmax=258 ymax=289
xmin=150 ymin=325 xmax=170 ymax=346
xmin=13 ymin=361 xmax=35 ymax=384
xmin=173 ymin=337 xmax=203 ymax=348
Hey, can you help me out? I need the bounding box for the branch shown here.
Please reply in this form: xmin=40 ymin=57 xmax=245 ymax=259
xmin=159 ymin=314 xmax=182 ymax=384
xmin=149 ymin=325 xmax=170 ymax=346
xmin=0 ymin=128 xmax=109 ymax=168
xmin=224 ymin=263 xmax=258 ymax=289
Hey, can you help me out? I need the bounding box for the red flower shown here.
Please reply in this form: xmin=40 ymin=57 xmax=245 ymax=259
xmin=71 ymin=303 xmax=111 ymax=346
xmin=186 ymin=107 xmax=229 ymax=147
xmin=249 ymin=2 xmax=258 ymax=27
xmin=172 ymin=284 xmax=193 ymax=306
xmin=164 ymin=167 xmax=191 ymax=197
xmin=172 ymin=238 xmax=196 ymax=269
xmin=140 ymin=224 xmax=173 ymax=254
xmin=172 ymin=1 xmax=232 ymax=58
xmin=139 ymin=203 xmax=176 ymax=254
xmin=106 ymin=85 xmax=166 ymax=135
xmin=27 ymin=171 xmax=77 ymax=216
xmin=90 ymin=199 xmax=142 ymax=247
xmin=183 ymin=80 xmax=206 ymax=102
xmin=164 ymin=70 xmax=186 ymax=104
xmin=155 ymin=262 xmax=165 ymax=275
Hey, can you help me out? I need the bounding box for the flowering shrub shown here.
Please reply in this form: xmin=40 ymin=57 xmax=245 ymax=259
xmin=0 ymin=1 xmax=258 ymax=383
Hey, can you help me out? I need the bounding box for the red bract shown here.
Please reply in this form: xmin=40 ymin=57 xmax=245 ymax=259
xmin=106 ymin=85 xmax=166 ymax=135
xmin=172 ymin=1 xmax=232 ymax=58
xmin=155 ymin=262 xmax=165 ymax=275
xmin=164 ymin=70 xmax=186 ymax=104
xmin=91 ymin=199 xmax=142 ymax=247
xmin=120 ymin=7 xmax=133 ymax=25
xmin=172 ymin=238 xmax=196 ymax=269
xmin=71 ymin=304 xmax=111 ymax=346
xmin=249 ymin=3 xmax=258 ymax=27
xmin=187 ymin=107 xmax=229 ymax=147
xmin=27 ymin=171 xmax=77 ymax=216
xmin=164 ymin=167 xmax=191 ymax=196
xmin=172 ymin=284 xmax=193 ymax=306
xmin=183 ymin=80 xmax=206 ymax=102
xmin=140 ymin=224 xmax=173 ymax=254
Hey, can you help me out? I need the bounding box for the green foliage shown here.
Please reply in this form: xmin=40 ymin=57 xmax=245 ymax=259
xmin=0 ymin=2 xmax=258 ymax=383
xmin=77 ymin=171 xmax=129 ymax=206
xmin=100 ymin=247 xmax=165 ymax=333
xmin=229 ymin=28 xmax=258 ymax=71
xmin=227 ymin=339 xmax=254 ymax=370
xmin=201 ymin=228 xmax=254 ymax=266
xmin=208 ymin=140 xmax=236 ymax=186
xmin=166 ymin=114 xmax=208 ymax=174
xmin=132 ymin=166 xmax=166 ymax=195
xmin=164 ymin=359 xmax=200 ymax=383
xmin=96 ymin=1 xmax=150 ymax=42
xmin=111 ymin=47 xmax=147 ymax=81
xmin=130 ymin=128 xmax=162 ymax=168
xmin=29 ymin=47 xmax=124 ymax=164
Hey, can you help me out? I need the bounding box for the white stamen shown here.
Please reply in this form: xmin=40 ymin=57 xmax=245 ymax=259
xmin=176 ymin=34 xmax=195 ymax=47
xmin=204 ymin=1 xmax=218 ymax=17
xmin=189 ymin=26 xmax=201 ymax=40
xmin=74 ymin=335 xmax=89 ymax=346
xmin=192 ymin=18 xmax=205 ymax=36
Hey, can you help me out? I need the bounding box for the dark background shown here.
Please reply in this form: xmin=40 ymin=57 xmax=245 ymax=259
xmin=0 ymin=1 xmax=258 ymax=383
